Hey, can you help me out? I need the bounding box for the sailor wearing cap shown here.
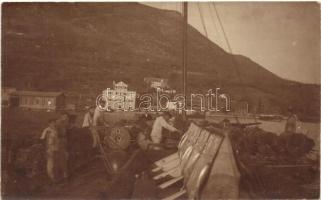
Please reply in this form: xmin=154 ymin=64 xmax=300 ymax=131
xmin=150 ymin=111 xmax=180 ymax=144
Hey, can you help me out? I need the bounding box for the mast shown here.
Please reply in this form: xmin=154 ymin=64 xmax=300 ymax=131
xmin=182 ymin=2 xmax=188 ymax=120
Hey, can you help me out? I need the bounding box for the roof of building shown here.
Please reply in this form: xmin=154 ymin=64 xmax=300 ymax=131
xmin=114 ymin=81 xmax=128 ymax=87
xmin=144 ymin=77 xmax=168 ymax=83
xmin=12 ymin=91 xmax=64 ymax=97
xmin=2 ymin=87 xmax=17 ymax=93
xmin=3 ymin=87 xmax=16 ymax=90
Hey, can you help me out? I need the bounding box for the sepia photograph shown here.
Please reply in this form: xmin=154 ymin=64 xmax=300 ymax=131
xmin=1 ymin=1 xmax=320 ymax=199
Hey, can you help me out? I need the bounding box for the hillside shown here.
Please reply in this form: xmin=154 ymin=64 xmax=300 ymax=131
xmin=2 ymin=3 xmax=319 ymax=116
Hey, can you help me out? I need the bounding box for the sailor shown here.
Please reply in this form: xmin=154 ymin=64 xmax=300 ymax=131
xmin=142 ymin=111 xmax=153 ymax=121
xmin=137 ymin=125 xmax=153 ymax=150
xmin=284 ymin=106 xmax=297 ymax=133
xmin=40 ymin=119 xmax=59 ymax=182
xmin=82 ymin=106 xmax=95 ymax=129
xmin=91 ymin=100 xmax=108 ymax=148
xmin=55 ymin=112 xmax=70 ymax=180
xmin=150 ymin=111 xmax=180 ymax=144
xmin=221 ymin=118 xmax=231 ymax=129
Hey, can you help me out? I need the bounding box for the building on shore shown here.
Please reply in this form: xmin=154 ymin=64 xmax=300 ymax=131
xmin=11 ymin=91 xmax=65 ymax=111
xmin=2 ymin=87 xmax=17 ymax=106
xmin=144 ymin=77 xmax=176 ymax=94
xmin=102 ymin=81 xmax=136 ymax=111
xmin=144 ymin=77 xmax=169 ymax=89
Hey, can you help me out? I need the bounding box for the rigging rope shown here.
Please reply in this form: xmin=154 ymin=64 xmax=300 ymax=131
xmin=175 ymin=2 xmax=179 ymax=14
xmin=206 ymin=3 xmax=223 ymax=50
xmin=179 ymin=2 xmax=255 ymax=122
xmin=197 ymin=2 xmax=209 ymax=38
xmin=211 ymin=3 xmax=243 ymax=86
xmin=211 ymin=3 xmax=256 ymax=122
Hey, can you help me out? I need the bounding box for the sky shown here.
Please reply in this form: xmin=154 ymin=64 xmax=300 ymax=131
xmin=143 ymin=2 xmax=320 ymax=84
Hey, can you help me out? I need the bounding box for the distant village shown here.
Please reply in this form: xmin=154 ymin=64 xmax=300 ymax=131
xmin=2 ymin=76 xmax=249 ymax=115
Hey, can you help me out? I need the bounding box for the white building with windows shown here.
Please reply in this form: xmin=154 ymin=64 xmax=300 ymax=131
xmin=144 ymin=77 xmax=169 ymax=89
xmin=102 ymin=81 xmax=136 ymax=110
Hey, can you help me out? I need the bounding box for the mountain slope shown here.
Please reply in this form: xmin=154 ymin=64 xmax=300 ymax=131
xmin=2 ymin=3 xmax=319 ymax=116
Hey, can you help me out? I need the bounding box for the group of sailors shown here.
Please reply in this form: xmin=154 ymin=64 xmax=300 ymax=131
xmin=40 ymin=104 xmax=182 ymax=183
xmin=40 ymin=103 xmax=297 ymax=183
xmin=40 ymin=112 xmax=70 ymax=183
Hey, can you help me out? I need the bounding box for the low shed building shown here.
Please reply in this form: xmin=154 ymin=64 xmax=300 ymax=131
xmin=12 ymin=91 xmax=65 ymax=111
xmin=2 ymin=87 xmax=17 ymax=106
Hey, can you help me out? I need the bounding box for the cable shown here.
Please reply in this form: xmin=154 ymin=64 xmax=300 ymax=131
xmin=197 ymin=3 xmax=209 ymax=38
xmin=175 ymin=2 xmax=182 ymax=16
xmin=211 ymin=3 xmax=256 ymax=122
xmin=177 ymin=2 xmax=181 ymax=14
xmin=211 ymin=3 xmax=243 ymax=85
xmin=207 ymin=3 xmax=223 ymax=49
